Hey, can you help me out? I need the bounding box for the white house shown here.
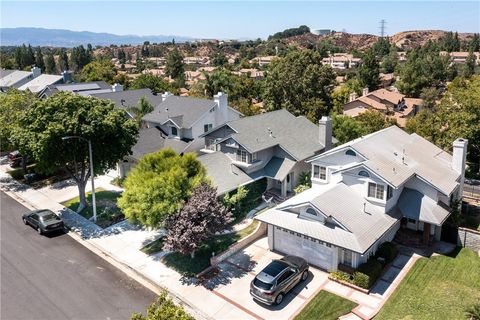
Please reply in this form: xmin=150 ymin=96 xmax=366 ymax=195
xmin=256 ymin=126 xmax=467 ymax=271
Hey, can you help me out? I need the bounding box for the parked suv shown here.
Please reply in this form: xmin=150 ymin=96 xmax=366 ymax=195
xmin=250 ymin=256 xmax=309 ymax=305
xmin=22 ymin=209 xmax=65 ymax=235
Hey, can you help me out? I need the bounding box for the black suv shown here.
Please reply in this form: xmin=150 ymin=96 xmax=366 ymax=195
xmin=250 ymin=256 xmax=309 ymax=305
xmin=22 ymin=209 xmax=65 ymax=235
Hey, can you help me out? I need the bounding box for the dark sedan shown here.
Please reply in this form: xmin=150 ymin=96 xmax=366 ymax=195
xmin=22 ymin=209 xmax=65 ymax=235
xmin=250 ymin=255 xmax=309 ymax=305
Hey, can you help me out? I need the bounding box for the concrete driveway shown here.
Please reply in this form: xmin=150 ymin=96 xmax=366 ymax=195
xmin=203 ymin=237 xmax=329 ymax=320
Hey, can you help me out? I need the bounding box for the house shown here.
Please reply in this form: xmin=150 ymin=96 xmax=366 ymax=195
xmin=183 ymin=56 xmax=210 ymax=65
xmin=343 ymin=88 xmax=423 ymax=127
xmin=18 ymin=74 xmax=64 ymax=93
xmin=39 ymin=80 xmax=112 ymax=98
xmin=198 ymin=110 xmax=334 ymax=198
xmin=322 ymin=53 xmax=361 ymax=69
xmin=440 ymin=51 xmax=480 ymax=65
xmin=251 ymin=56 xmax=276 ymax=67
xmin=234 ymin=68 xmax=264 ymax=80
xmin=0 ymin=67 xmax=41 ymax=90
xmin=118 ymin=92 xmax=242 ymax=176
xmin=256 ymin=126 xmax=467 ymax=271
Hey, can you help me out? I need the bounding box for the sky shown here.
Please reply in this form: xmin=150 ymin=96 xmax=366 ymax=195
xmin=1 ymin=1 xmax=479 ymax=39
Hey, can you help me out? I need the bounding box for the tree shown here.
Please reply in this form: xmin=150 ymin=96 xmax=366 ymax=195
xmin=165 ymin=49 xmax=185 ymax=82
xmin=164 ymin=183 xmax=232 ymax=258
xmin=468 ymin=33 xmax=480 ymax=52
xmin=419 ymin=87 xmax=440 ymax=110
xmin=211 ymin=52 xmax=227 ymax=67
xmin=70 ymin=45 xmax=92 ymax=71
xmin=34 ymin=47 xmax=45 ymax=71
xmin=463 ymin=51 xmax=477 ymax=78
xmin=44 ymin=53 xmax=56 ymax=74
xmin=59 ymin=49 xmax=69 ymax=71
xmin=357 ymin=49 xmax=380 ymax=91
xmin=263 ymin=50 xmax=336 ymax=122
xmin=356 ymin=109 xmax=396 ymax=133
xmin=372 ymin=37 xmax=391 ymax=58
xmin=79 ymin=60 xmax=117 ymax=83
xmin=118 ymin=149 xmax=206 ymax=228
xmin=131 ymin=290 xmax=194 ymax=320
xmin=11 ymin=92 xmax=138 ymax=212
xmin=381 ymin=46 xmax=398 ymax=73
xmin=127 ymin=96 xmax=154 ymax=123
xmin=130 ymin=73 xmax=171 ymax=94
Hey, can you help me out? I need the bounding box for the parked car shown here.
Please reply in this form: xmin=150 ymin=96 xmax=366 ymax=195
xmin=22 ymin=209 xmax=65 ymax=235
xmin=250 ymin=255 xmax=309 ymax=305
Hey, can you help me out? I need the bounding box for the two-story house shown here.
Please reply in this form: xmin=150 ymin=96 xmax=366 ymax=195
xmin=198 ymin=110 xmax=334 ymax=199
xmin=256 ymin=126 xmax=467 ymax=271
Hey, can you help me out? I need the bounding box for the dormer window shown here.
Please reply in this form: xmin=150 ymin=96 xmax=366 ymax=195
xmin=313 ymin=165 xmax=327 ymax=180
xmin=306 ymin=208 xmax=318 ymax=216
xmin=358 ymin=170 xmax=370 ymax=178
xmin=368 ymin=182 xmax=385 ymax=200
xmin=236 ymin=149 xmax=248 ymax=163
xmin=345 ymin=149 xmax=356 ymax=156
xmin=170 ymin=127 xmax=178 ymax=136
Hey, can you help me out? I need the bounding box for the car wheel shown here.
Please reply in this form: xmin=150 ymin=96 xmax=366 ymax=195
xmin=37 ymin=227 xmax=43 ymax=235
xmin=275 ymin=293 xmax=284 ymax=305
xmin=23 ymin=218 xmax=28 ymax=225
xmin=301 ymin=270 xmax=309 ymax=281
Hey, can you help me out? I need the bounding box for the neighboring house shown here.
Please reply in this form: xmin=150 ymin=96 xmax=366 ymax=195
xmin=322 ymin=53 xmax=361 ymax=69
xmin=118 ymin=92 xmax=242 ymax=177
xmin=183 ymin=56 xmax=210 ymax=65
xmin=256 ymin=126 xmax=467 ymax=271
xmin=39 ymin=80 xmax=113 ymax=98
xmin=0 ymin=67 xmax=41 ymax=90
xmin=18 ymin=74 xmax=63 ymax=93
xmin=440 ymin=51 xmax=480 ymax=65
xmin=343 ymin=88 xmax=423 ymax=127
xmin=233 ymin=68 xmax=265 ymax=80
xmin=251 ymin=56 xmax=276 ymax=67
xmin=198 ymin=110 xmax=334 ymax=198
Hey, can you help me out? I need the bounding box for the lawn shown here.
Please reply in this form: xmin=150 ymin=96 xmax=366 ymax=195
xmin=61 ymin=188 xmax=123 ymax=229
xmin=294 ymin=290 xmax=357 ymax=320
xmin=376 ymin=248 xmax=480 ymax=320
xmin=162 ymin=220 xmax=260 ymax=277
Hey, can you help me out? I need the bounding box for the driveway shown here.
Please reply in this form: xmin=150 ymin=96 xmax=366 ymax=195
xmin=203 ymin=237 xmax=329 ymax=320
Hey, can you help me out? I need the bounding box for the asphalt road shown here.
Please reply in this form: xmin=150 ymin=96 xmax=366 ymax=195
xmin=0 ymin=191 xmax=156 ymax=320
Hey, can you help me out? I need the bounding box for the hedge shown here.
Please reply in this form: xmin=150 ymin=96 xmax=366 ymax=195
xmin=352 ymin=272 xmax=370 ymax=289
xmin=357 ymin=258 xmax=383 ymax=288
xmin=375 ymin=242 xmax=398 ymax=264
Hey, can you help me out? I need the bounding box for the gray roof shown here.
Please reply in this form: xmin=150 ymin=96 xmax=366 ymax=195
xmin=41 ymin=81 xmax=111 ymax=97
xmin=18 ymin=74 xmax=63 ymax=93
xmin=130 ymin=128 xmax=191 ymax=161
xmin=90 ymin=89 xmax=163 ymax=116
xmin=256 ymin=183 xmax=401 ymax=253
xmin=142 ymin=95 xmax=216 ymax=129
xmin=198 ymin=152 xmax=254 ymax=195
xmin=397 ymin=188 xmax=450 ymax=225
xmin=0 ymin=69 xmax=15 ymax=78
xmin=0 ymin=70 xmax=32 ymax=87
xmin=309 ymin=126 xmax=460 ymax=196
xmin=210 ymin=110 xmax=325 ymax=161
xmin=250 ymin=157 xmax=296 ymax=181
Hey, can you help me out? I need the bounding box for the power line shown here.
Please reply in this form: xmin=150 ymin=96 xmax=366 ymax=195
xmin=379 ymin=19 xmax=387 ymax=38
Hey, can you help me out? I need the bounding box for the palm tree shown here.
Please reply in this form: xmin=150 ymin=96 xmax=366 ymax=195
xmin=127 ymin=97 xmax=154 ymax=126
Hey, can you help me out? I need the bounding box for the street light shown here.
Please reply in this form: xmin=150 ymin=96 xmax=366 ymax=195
xmin=62 ymin=136 xmax=97 ymax=222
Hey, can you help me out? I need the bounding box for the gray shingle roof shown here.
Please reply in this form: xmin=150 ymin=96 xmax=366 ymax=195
xmin=216 ymin=109 xmax=325 ymax=161
xmin=397 ymin=188 xmax=450 ymax=225
xmin=90 ymin=89 xmax=163 ymax=116
xmin=130 ymin=128 xmax=193 ymax=161
xmin=142 ymin=95 xmax=216 ymax=129
xmin=0 ymin=69 xmax=15 ymax=79
xmin=256 ymin=183 xmax=401 ymax=253
xmin=249 ymin=156 xmax=296 ymax=181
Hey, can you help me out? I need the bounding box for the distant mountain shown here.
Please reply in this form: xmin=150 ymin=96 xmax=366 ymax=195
xmin=0 ymin=27 xmax=194 ymax=47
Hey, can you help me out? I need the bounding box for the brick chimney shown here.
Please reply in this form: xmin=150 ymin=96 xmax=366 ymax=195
xmin=452 ymin=138 xmax=468 ymax=198
xmin=319 ymin=116 xmax=332 ymax=151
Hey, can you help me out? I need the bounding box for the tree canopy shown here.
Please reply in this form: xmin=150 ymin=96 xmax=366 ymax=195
xmin=79 ymin=59 xmax=117 ymax=83
xmin=118 ymin=149 xmax=207 ymax=228
xmin=131 ymin=290 xmax=194 ymax=320
xmin=357 ymin=49 xmax=380 ymax=91
xmin=130 ymin=73 xmax=172 ymax=94
xmin=165 ymin=49 xmax=185 ymax=83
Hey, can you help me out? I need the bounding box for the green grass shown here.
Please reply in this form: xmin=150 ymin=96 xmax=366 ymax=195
xmin=163 ymin=220 xmax=260 ymax=276
xmin=141 ymin=237 xmax=165 ymax=255
xmin=294 ymin=290 xmax=357 ymax=320
xmin=376 ymin=248 xmax=480 ymax=320
xmin=61 ymin=188 xmax=123 ymax=229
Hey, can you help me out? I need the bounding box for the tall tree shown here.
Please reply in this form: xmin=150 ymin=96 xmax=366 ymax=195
xmin=26 ymin=44 xmax=35 ymax=67
xmin=59 ymin=49 xmax=69 ymax=71
xmin=165 ymin=49 xmax=185 ymax=82
xmin=130 ymin=73 xmax=171 ymax=94
xmin=463 ymin=51 xmax=477 ymax=78
xmin=263 ymin=49 xmax=336 ymax=122
xmin=79 ymin=60 xmax=117 ymax=83
xmin=357 ymin=49 xmax=380 ymax=91
xmin=11 ymin=93 xmax=138 ymax=212
xmin=118 ymin=149 xmax=206 ymax=228
xmin=34 ymin=47 xmax=45 ymax=71
xmin=164 ymin=183 xmax=232 ymax=258
xmin=44 ymin=53 xmax=56 ymax=74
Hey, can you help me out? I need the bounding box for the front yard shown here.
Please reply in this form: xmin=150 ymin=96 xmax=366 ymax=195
xmin=61 ymin=188 xmax=123 ymax=229
xmin=294 ymin=290 xmax=357 ymax=320
xmin=376 ymin=248 xmax=480 ymax=320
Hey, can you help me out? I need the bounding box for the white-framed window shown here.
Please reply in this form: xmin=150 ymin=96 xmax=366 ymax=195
xmin=205 ymin=138 xmax=217 ymax=151
xmin=251 ymin=152 xmax=257 ymax=162
xmin=313 ymin=165 xmax=326 ymax=180
xmin=387 ymin=185 xmax=393 ymax=200
xmin=236 ymin=149 xmax=248 ymax=163
xmin=203 ymin=123 xmax=213 ymax=133
xmin=368 ymin=182 xmax=385 ymax=200
xmin=170 ymin=126 xmax=178 ymax=136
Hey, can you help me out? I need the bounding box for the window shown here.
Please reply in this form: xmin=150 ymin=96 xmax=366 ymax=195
xmin=277 ymin=270 xmax=294 ymax=285
xmin=251 ymin=152 xmax=257 ymax=162
xmin=205 ymin=138 xmax=217 ymax=151
xmin=170 ymin=126 xmax=178 ymax=136
xmin=203 ymin=123 xmax=213 ymax=133
xmin=358 ymin=170 xmax=370 ymax=178
xmin=306 ymin=208 xmax=317 ymax=216
xmin=387 ymin=185 xmax=393 ymax=200
xmin=345 ymin=149 xmax=357 ymax=156
xmin=368 ymin=182 xmax=385 ymax=200
xmin=236 ymin=149 xmax=248 ymax=163
xmin=313 ymin=165 xmax=326 ymax=180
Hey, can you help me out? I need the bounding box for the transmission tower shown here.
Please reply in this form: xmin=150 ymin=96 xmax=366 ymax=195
xmin=379 ymin=19 xmax=387 ymax=37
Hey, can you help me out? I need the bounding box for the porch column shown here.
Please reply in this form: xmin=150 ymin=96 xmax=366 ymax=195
xmin=281 ymin=179 xmax=287 ymax=198
xmin=423 ymin=222 xmax=431 ymax=244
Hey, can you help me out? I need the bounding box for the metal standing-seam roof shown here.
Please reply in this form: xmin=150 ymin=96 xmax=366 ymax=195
xmin=0 ymin=69 xmax=15 ymax=79
xmin=397 ymin=188 xmax=451 ymax=226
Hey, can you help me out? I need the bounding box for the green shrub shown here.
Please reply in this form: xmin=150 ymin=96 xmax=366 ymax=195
xmin=357 ymin=258 xmax=383 ymax=287
xmin=7 ymin=168 xmax=25 ymax=180
xmin=294 ymin=184 xmax=310 ymax=194
xmin=375 ymin=242 xmax=398 ymax=264
xmin=352 ymin=272 xmax=370 ymax=289
xmin=330 ymin=270 xmax=352 ymax=282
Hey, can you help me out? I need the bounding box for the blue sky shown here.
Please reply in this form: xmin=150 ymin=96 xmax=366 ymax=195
xmin=1 ymin=1 xmax=479 ymax=39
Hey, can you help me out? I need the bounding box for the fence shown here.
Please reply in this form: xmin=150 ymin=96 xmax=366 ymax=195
xmin=457 ymin=227 xmax=480 ymax=252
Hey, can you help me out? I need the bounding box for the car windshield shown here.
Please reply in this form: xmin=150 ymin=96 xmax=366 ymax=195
xmin=253 ymin=278 xmax=273 ymax=291
xmin=41 ymin=213 xmax=59 ymax=221
xmin=263 ymin=260 xmax=288 ymax=277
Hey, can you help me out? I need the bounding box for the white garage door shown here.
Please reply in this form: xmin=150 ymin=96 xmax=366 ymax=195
xmin=273 ymin=227 xmax=334 ymax=271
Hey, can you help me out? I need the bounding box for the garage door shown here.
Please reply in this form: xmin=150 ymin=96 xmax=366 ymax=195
xmin=273 ymin=227 xmax=334 ymax=271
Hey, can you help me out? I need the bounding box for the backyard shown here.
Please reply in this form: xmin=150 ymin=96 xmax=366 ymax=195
xmin=294 ymin=290 xmax=357 ymax=320
xmin=61 ymin=188 xmax=123 ymax=229
xmin=376 ymin=248 xmax=480 ymax=320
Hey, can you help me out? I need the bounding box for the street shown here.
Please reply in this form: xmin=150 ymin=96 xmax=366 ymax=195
xmin=0 ymin=191 xmax=156 ymax=320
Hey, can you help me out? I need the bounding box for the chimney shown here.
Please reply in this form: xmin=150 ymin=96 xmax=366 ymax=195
xmin=362 ymin=87 xmax=369 ymax=96
xmin=112 ymin=83 xmax=123 ymax=92
xmin=349 ymin=92 xmax=358 ymax=102
xmin=452 ymin=138 xmax=468 ymax=198
xmin=31 ymin=66 xmax=41 ymax=78
xmin=214 ymin=91 xmax=228 ymax=124
xmin=161 ymin=92 xmax=172 ymax=102
xmin=61 ymin=70 xmax=73 ymax=83
xmin=319 ymin=116 xmax=332 ymax=151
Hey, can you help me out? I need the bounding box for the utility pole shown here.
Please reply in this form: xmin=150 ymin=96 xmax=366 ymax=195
xmin=379 ymin=19 xmax=387 ymax=38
